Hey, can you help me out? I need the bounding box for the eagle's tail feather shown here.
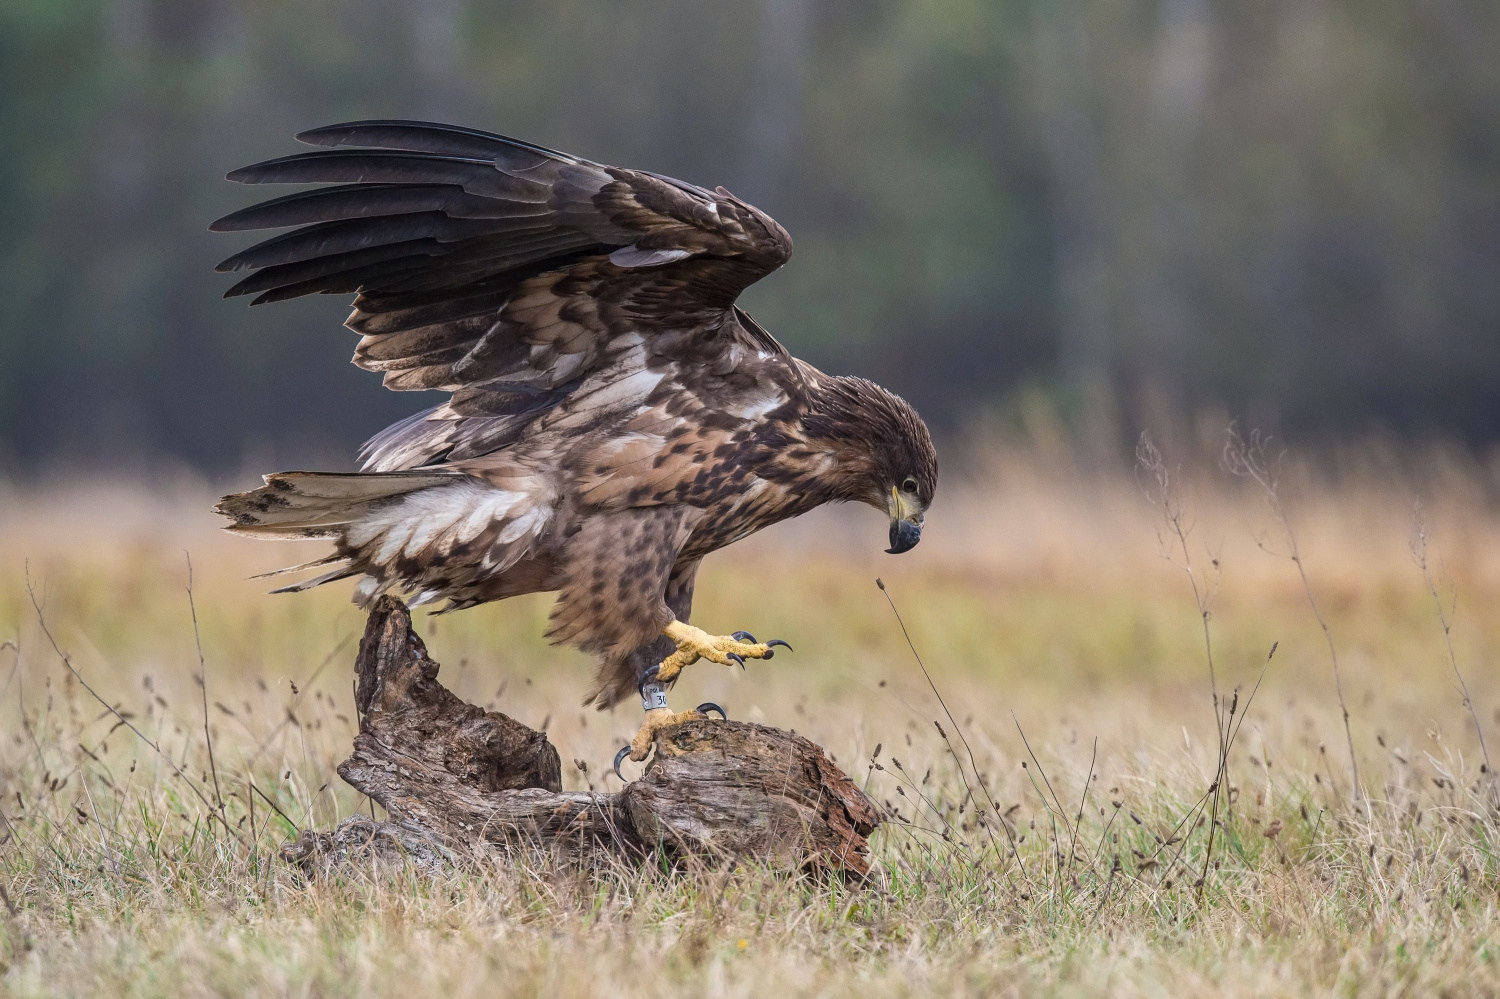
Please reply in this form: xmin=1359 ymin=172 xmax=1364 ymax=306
xmin=249 ymin=553 xmax=346 ymax=578
xmin=216 ymin=470 xmax=462 ymax=538
xmin=268 ymin=564 xmax=360 ymax=594
xmin=216 ymin=469 xmax=554 ymax=606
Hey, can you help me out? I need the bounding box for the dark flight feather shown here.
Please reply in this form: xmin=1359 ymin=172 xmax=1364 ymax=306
xmin=296 ymin=119 xmax=573 ymax=163
xmin=210 ymin=183 xmax=544 ymax=232
xmin=217 ymin=216 xmax=592 ymax=277
xmin=226 ymin=150 xmax=547 ymax=198
xmin=221 ymin=242 xmax=441 ymax=299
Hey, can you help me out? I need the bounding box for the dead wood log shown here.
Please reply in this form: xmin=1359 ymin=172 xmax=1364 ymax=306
xmin=281 ymin=813 xmax=454 ymax=878
xmin=318 ymin=596 xmax=880 ymax=876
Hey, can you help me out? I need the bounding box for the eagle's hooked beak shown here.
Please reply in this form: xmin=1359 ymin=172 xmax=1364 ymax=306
xmin=885 ymin=486 xmax=924 ymax=554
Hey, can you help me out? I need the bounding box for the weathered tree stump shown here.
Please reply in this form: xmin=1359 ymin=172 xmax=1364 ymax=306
xmin=293 ymin=596 xmax=879 ymax=877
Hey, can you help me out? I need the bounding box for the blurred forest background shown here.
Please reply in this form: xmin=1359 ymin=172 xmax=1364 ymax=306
xmin=1 ymin=0 xmax=1497 ymax=478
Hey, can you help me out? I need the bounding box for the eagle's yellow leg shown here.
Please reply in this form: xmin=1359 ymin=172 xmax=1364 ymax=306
xmin=628 ymin=707 xmax=708 ymax=761
xmin=617 ymin=622 xmax=788 ymax=773
xmin=654 ymin=620 xmax=778 ymax=683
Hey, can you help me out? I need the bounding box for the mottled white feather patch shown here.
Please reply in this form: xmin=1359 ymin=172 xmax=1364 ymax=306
xmin=346 ymin=480 xmax=543 ymax=566
xmin=727 ymin=388 xmax=786 ymax=422
xmin=353 ymin=577 xmax=385 ymax=605
xmin=498 ymin=505 xmax=549 ymax=545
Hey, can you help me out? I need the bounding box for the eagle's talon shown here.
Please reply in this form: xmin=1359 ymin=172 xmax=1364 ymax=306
xmin=639 ymin=663 xmax=662 ymax=694
xmin=767 ymin=639 xmax=792 ymax=651
xmin=613 ymin=745 xmax=632 ymax=781
xmin=627 ymin=706 xmax=707 ymax=766
xmin=654 ymin=620 xmax=779 ymax=683
xmin=696 ymin=702 xmax=727 ymax=720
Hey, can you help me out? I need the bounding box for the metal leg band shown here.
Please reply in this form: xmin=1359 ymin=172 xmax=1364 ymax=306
xmin=640 ymin=680 xmax=669 ymax=712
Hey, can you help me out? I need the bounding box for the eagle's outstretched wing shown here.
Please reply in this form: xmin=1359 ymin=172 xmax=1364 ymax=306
xmin=212 ymin=120 xmax=793 ymax=470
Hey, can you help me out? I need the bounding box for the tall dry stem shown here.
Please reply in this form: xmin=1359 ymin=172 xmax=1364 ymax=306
xmin=1135 ymin=431 xmax=1230 ymax=898
xmin=876 ymin=577 xmax=1026 ymax=879
xmin=1410 ymin=507 xmax=1492 ymax=790
xmin=24 ymin=567 xmax=240 ymax=846
xmin=186 ymin=553 xmax=229 ymax=835
xmin=1222 ymin=425 xmax=1361 ymax=805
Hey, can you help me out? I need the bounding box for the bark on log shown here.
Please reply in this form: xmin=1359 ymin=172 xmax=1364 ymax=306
xmin=314 ymin=596 xmax=880 ymax=877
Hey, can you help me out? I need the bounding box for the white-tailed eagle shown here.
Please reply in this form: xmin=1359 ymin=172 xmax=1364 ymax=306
xmin=212 ymin=121 xmax=937 ymax=770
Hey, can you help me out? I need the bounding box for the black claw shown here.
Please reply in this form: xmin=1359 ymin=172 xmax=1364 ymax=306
xmin=727 ymin=652 xmax=746 ymax=669
xmin=696 ymin=702 xmax=727 ymax=720
xmin=613 ymin=745 xmax=631 ymax=781
xmin=732 ymin=630 xmax=757 ymax=643
xmin=767 ymin=639 xmax=793 ymax=652
xmin=638 ymin=663 xmax=661 ymax=697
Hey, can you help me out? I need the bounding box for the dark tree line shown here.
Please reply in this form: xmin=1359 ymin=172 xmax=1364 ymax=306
xmin=1 ymin=0 xmax=1496 ymax=475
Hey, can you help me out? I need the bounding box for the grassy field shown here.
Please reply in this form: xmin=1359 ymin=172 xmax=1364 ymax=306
xmin=1 ymin=437 xmax=1498 ymax=997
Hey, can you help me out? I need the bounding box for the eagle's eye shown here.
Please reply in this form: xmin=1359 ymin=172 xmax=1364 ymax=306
xmin=901 ymin=477 xmax=919 ymax=494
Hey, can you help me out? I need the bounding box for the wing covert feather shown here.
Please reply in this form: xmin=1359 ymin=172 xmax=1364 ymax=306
xmin=216 ymin=120 xmax=794 ymax=470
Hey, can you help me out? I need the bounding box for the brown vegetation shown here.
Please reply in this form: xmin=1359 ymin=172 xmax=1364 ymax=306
xmin=1 ymin=436 xmax=1498 ymax=996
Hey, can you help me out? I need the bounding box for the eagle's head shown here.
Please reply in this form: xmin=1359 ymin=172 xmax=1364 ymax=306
xmin=803 ymin=376 xmax=938 ymax=554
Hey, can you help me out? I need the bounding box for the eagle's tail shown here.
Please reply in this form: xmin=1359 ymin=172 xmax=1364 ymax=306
xmin=216 ymin=470 xmax=552 ymax=607
xmin=216 ymin=470 xmax=461 ymax=539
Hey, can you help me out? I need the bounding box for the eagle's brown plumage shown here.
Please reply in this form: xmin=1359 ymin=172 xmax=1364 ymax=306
xmin=213 ymin=121 xmax=937 ymax=709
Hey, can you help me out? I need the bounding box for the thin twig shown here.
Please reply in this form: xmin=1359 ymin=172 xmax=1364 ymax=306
xmin=882 ymin=757 xmax=964 ymax=845
xmin=24 ymin=567 xmax=238 ymax=843
xmin=1089 ymin=853 xmax=1122 ymax=931
xmin=248 ymin=780 xmax=297 ymax=830
xmin=0 ymin=639 xmax=18 ymax=706
xmin=1088 ymin=797 xmax=1125 ymax=873
xmin=77 ymin=766 xmax=119 ymax=876
xmin=1194 ymin=643 xmax=1277 ymax=898
xmin=1137 ymin=433 xmax=1224 ymax=740
xmin=1224 ymin=425 xmax=1361 ymax=805
xmin=1012 ymin=714 xmax=1073 ymax=873
xmin=1137 ymin=431 xmax=1233 ymax=894
xmin=1069 ymin=738 xmax=1098 ymax=874
xmin=1225 ymin=643 xmax=1277 ymax=756
xmin=243 ymin=632 xmax=353 ymax=767
xmin=1410 ymin=508 xmax=1491 ymax=780
xmin=876 ymin=578 xmax=1025 ymax=876
xmin=186 ymin=553 xmax=229 ymax=835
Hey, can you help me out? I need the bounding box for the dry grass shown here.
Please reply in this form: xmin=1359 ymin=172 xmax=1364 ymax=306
xmin=1 ymin=436 xmax=1499 ymax=997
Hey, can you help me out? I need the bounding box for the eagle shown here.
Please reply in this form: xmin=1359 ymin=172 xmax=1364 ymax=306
xmin=212 ymin=121 xmax=938 ymax=771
